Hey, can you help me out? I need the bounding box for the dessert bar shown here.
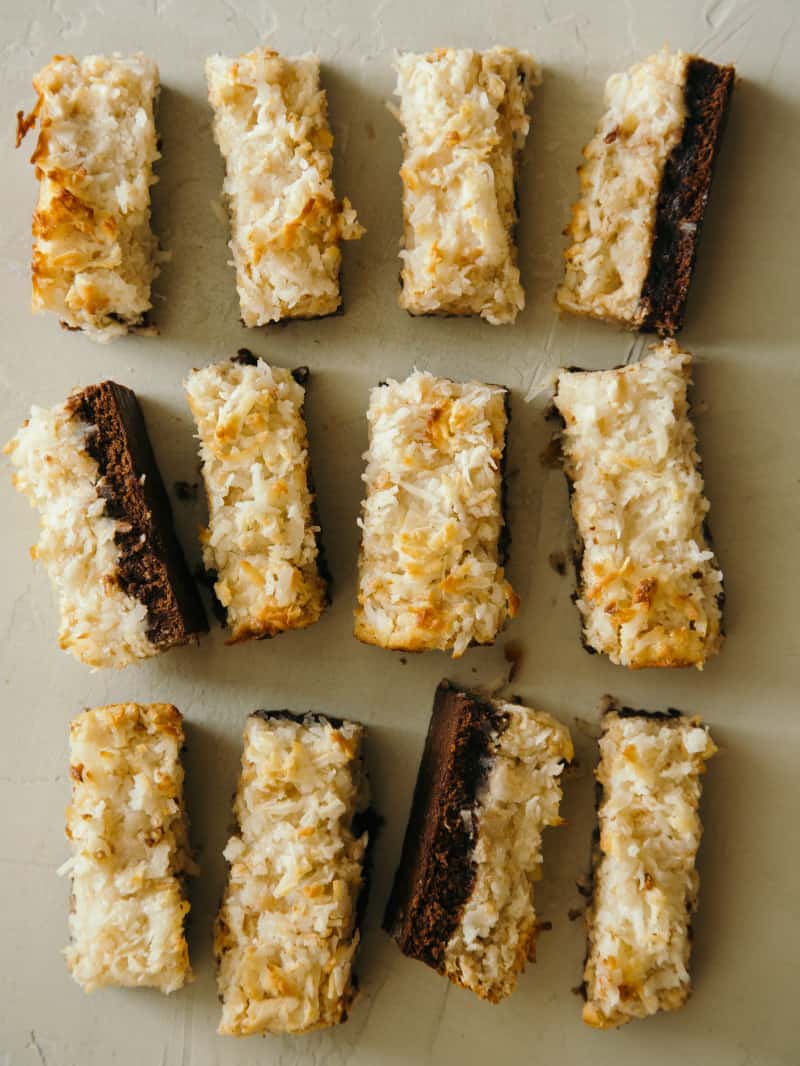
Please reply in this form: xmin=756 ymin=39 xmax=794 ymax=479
xmin=186 ymin=352 xmax=328 ymax=641
xmin=215 ymin=711 xmax=372 ymax=1035
xmin=385 ymin=681 xmax=572 ymax=1001
xmin=17 ymin=53 xmax=162 ymax=340
xmin=553 ymin=341 xmax=723 ymax=668
xmin=355 ymin=370 xmax=518 ymax=657
xmin=556 ymin=49 xmax=734 ymax=334
xmin=205 ymin=48 xmax=363 ymax=325
xmin=60 ymin=702 xmax=195 ymax=993
xmin=394 ymin=47 xmax=539 ymax=323
xmin=582 ymin=704 xmax=716 ymax=1027
xmin=5 ymin=381 xmax=207 ymax=668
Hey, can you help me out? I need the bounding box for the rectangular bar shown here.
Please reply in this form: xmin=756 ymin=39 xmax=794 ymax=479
xmin=555 ymin=48 xmax=734 ymax=334
xmin=583 ymin=705 xmax=716 ymax=1028
xmin=354 ymin=370 xmax=517 ymax=657
xmin=215 ymin=711 xmax=372 ymax=1036
xmin=205 ymin=48 xmax=363 ymax=325
xmin=16 ymin=53 xmax=162 ymax=341
xmin=553 ymin=340 xmax=723 ymax=669
xmin=60 ymin=703 xmax=195 ymax=993
xmin=384 ymin=681 xmax=572 ymax=1002
xmin=185 ymin=352 xmax=328 ymax=642
xmin=5 ymin=381 xmax=207 ymax=668
xmin=394 ymin=47 xmax=539 ymax=324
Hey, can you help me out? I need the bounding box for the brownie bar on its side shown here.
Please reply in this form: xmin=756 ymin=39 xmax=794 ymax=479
xmin=70 ymin=382 xmax=208 ymax=649
xmin=640 ymin=58 xmax=735 ymax=333
xmin=385 ymin=681 xmax=572 ymax=1001
xmin=384 ymin=682 xmax=497 ymax=968
xmin=555 ymin=49 xmax=734 ymax=335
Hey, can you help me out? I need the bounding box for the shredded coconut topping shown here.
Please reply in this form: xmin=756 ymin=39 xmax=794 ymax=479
xmin=20 ymin=53 xmax=162 ymax=341
xmin=4 ymin=400 xmax=157 ymax=668
xmin=583 ymin=710 xmax=716 ymax=1028
xmin=206 ymin=49 xmax=364 ymax=325
xmin=186 ymin=357 xmax=327 ymax=641
xmin=215 ymin=714 xmax=370 ymax=1036
xmin=395 ymin=47 xmax=539 ymax=324
xmin=556 ymin=49 xmax=689 ymax=326
xmin=554 ymin=341 xmax=723 ymax=668
xmin=443 ymin=702 xmax=572 ymax=1001
xmin=354 ymin=370 xmax=518 ymax=657
xmin=60 ymin=703 xmax=194 ymax=993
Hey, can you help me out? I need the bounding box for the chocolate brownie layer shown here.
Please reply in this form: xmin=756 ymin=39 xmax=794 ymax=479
xmin=383 ymin=681 xmax=501 ymax=967
xmin=641 ymin=58 xmax=735 ymax=334
xmin=69 ymin=382 xmax=207 ymax=648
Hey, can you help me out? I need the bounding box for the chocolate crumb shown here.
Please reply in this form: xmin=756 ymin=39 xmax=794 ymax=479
xmin=568 ymin=907 xmax=584 ymax=922
xmin=504 ymin=641 xmax=524 ymax=684
xmin=174 ymin=480 xmax=198 ymax=501
xmin=540 ymin=436 xmax=563 ymax=469
xmin=549 ymin=550 xmax=567 ymax=576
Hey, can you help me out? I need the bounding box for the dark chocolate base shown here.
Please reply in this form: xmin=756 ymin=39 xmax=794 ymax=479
xmin=641 ymin=57 xmax=735 ymax=335
xmin=69 ymin=381 xmax=207 ymax=649
xmin=383 ymin=681 xmax=505 ymax=970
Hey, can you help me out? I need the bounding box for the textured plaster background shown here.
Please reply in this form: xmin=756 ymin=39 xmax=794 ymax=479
xmin=0 ymin=0 xmax=798 ymax=1062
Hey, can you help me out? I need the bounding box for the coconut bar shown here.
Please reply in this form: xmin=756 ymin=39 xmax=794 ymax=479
xmin=354 ymin=370 xmax=518 ymax=657
xmin=215 ymin=711 xmax=372 ymax=1036
xmin=185 ymin=352 xmax=328 ymax=642
xmin=385 ymin=681 xmax=572 ymax=1002
xmin=556 ymin=48 xmax=734 ymax=334
xmin=553 ymin=340 xmax=723 ymax=669
xmin=60 ymin=703 xmax=195 ymax=993
xmin=16 ymin=53 xmax=162 ymax=341
xmin=5 ymin=381 xmax=207 ymax=668
xmin=394 ymin=48 xmax=539 ymax=324
xmin=583 ymin=705 xmax=716 ymax=1028
xmin=205 ymin=48 xmax=363 ymax=325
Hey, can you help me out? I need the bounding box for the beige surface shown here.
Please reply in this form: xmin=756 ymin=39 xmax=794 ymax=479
xmin=0 ymin=0 xmax=798 ymax=1063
